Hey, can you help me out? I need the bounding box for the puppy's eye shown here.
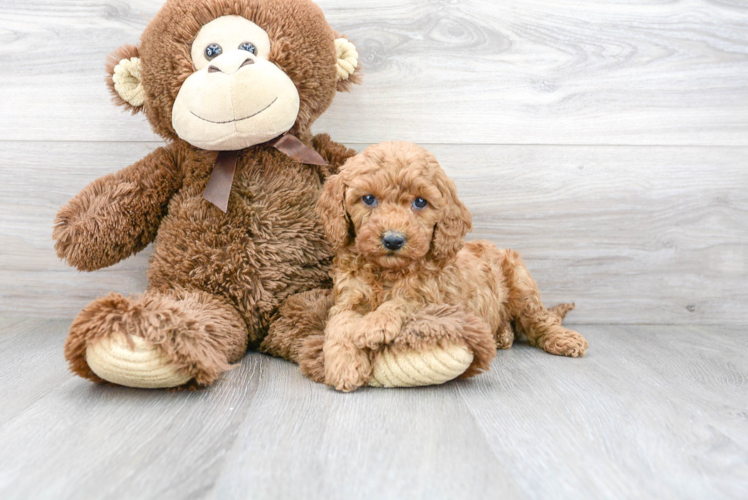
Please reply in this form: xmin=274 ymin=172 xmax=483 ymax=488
xmin=412 ymin=197 xmax=428 ymax=209
xmin=239 ymin=42 xmax=256 ymax=54
xmin=362 ymin=195 xmax=378 ymax=207
xmin=205 ymin=43 xmax=222 ymax=60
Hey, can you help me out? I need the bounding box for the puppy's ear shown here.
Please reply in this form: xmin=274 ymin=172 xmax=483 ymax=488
xmin=317 ymin=173 xmax=351 ymax=251
xmin=106 ymin=44 xmax=145 ymax=114
xmin=431 ymin=177 xmax=472 ymax=262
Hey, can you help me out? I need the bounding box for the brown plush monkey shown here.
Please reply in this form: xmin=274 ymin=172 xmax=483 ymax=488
xmin=55 ymin=0 xmax=476 ymax=389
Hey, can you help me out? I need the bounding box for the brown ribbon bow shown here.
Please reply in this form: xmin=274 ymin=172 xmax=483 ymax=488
xmin=202 ymin=134 xmax=329 ymax=213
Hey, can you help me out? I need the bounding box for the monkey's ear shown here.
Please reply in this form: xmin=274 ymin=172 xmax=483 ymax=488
xmin=106 ymin=44 xmax=145 ymax=114
xmin=334 ymin=37 xmax=362 ymax=92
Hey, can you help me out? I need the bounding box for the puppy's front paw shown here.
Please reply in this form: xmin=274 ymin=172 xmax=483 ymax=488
xmin=327 ymin=370 xmax=367 ymax=393
xmin=353 ymin=317 xmax=401 ymax=350
xmin=325 ymin=360 xmax=370 ymax=392
xmin=323 ymin=339 xmax=372 ymax=392
xmin=352 ymin=328 xmax=395 ymax=350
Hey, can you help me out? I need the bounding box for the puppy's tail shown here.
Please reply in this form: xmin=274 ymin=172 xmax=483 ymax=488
xmin=548 ymin=302 xmax=575 ymax=323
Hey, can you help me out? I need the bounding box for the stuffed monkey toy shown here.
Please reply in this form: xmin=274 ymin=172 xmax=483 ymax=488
xmin=55 ymin=0 xmax=477 ymax=388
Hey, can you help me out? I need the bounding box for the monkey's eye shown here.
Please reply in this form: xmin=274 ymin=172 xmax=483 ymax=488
xmin=362 ymin=195 xmax=378 ymax=207
xmin=205 ymin=43 xmax=222 ymax=60
xmin=239 ymin=42 xmax=257 ymax=54
xmin=412 ymin=197 xmax=428 ymax=209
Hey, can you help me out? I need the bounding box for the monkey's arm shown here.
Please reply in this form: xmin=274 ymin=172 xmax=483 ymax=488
xmin=53 ymin=146 xmax=182 ymax=271
xmin=311 ymin=133 xmax=357 ymax=180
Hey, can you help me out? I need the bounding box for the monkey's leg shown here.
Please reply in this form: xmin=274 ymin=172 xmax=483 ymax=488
xmin=261 ymin=289 xmax=333 ymax=384
xmin=65 ymin=288 xmax=248 ymax=388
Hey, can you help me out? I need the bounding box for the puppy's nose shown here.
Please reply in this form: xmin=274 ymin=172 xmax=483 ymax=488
xmin=382 ymin=231 xmax=406 ymax=251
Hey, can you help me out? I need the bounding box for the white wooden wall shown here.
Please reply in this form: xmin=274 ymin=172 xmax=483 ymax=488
xmin=0 ymin=0 xmax=746 ymax=324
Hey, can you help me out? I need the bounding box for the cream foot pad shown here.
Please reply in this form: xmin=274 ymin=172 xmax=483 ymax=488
xmin=86 ymin=332 xmax=192 ymax=388
xmin=369 ymin=343 xmax=473 ymax=388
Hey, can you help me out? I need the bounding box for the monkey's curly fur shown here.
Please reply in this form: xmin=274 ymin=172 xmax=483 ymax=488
xmin=315 ymin=142 xmax=589 ymax=392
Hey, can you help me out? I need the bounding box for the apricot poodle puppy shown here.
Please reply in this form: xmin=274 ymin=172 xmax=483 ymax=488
xmin=318 ymin=141 xmax=589 ymax=392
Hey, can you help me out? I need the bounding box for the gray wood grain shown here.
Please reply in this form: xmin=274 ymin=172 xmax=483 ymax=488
xmin=0 ymin=319 xmax=266 ymax=500
xmin=458 ymin=324 xmax=748 ymax=499
xmin=0 ymin=0 xmax=747 ymax=145
xmin=2 ymin=141 xmax=745 ymax=324
xmin=0 ymin=318 xmax=74 ymax=425
xmin=0 ymin=320 xmax=745 ymax=499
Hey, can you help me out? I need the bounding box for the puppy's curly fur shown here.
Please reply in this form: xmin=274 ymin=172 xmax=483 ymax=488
xmin=317 ymin=142 xmax=589 ymax=392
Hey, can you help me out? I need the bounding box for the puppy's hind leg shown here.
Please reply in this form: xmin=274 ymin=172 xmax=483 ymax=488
xmin=495 ymin=320 xmax=514 ymax=350
xmin=502 ymin=250 xmax=588 ymax=357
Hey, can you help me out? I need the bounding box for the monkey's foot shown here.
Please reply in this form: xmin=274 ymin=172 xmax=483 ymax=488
xmin=86 ymin=332 xmax=192 ymax=388
xmin=66 ymin=291 xmax=247 ymax=388
xmin=368 ymin=342 xmax=474 ymax=388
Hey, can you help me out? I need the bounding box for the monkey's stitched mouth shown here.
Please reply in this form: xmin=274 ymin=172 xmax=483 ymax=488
xmin=190 ymin=97 xmax=278 ymax=124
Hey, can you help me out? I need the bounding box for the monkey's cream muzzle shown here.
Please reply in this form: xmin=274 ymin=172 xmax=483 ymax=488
xmin=172 ymin=49 xmax=300 ymax=151
xmin=171 ymin=15 xmax=301 ymax=151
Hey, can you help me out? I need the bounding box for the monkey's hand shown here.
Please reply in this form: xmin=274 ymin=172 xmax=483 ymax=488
xmin=53 ymin=146 xmax=181 ymax=271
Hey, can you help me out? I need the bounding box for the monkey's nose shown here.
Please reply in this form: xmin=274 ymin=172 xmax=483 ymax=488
xmin=382 ymin=232 xmax=406 ymax=251
xmin=207 ymin=53 xmax=255 ymax=74
xmin=208 ymin=57 xmax=255 ymax=73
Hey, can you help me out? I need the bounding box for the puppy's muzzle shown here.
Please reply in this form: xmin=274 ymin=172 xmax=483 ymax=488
xmin=382 ymin=231 xmax=406 ymax=251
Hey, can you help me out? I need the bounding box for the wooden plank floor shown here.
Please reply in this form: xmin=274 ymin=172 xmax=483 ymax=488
xmin=0 ymin=319 xmax=745 ymax=499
